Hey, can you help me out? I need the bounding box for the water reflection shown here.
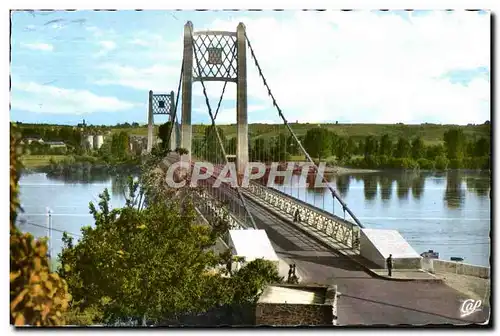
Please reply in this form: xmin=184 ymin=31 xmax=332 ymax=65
xmin=411 ymin=174 xmax=426 ymax=200
xmin=466 ymin=174 xmax=491 ymax=198
xmin=335 ymin=175 xmax=350 ymax=197
xmin=444 ymin=171 xmax=465 ymax=209
xmin=111 ymin=175 xmax=129 ymax=197
xmin=396 ymin=174 xmax=411 ymax=200
xmin=379 ymin=175 xmax=393 ymax=201
xmin=46 ymin=171 xmax=110 ymax=184
xmin=363 ymin=174 xmax=378 ymax=201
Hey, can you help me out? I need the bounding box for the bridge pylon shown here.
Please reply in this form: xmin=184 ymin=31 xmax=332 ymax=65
xmin=181 ymin=21 xmax=249 ymax=175
xmin=147 ymin=90 xmax=178 ymax=152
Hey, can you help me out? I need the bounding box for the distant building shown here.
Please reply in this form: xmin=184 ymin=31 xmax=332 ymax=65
xmin=44 ymin=141 xmax=67 ymax=149
xmin=21 ymin=137 xmax=44 ymax=145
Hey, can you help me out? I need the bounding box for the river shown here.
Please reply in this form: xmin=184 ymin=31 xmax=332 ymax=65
xmin=16 ymin=170 xmax=491 ymax=267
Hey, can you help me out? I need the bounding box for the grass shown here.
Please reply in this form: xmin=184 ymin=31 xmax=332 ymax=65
xmin=21 ymin=155 xmax=68 ymax=168
xmin=113 ymin=123 xmax=490 ymax=145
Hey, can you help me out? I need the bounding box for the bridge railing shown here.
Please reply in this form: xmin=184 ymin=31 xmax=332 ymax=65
xmin=192 ymin=188 xmax=247 ymax=230
xmin=245 ymin=181 xmax=360 ymax=249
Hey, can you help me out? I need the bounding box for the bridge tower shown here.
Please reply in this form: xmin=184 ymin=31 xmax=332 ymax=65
xmin=147 ymin=90 xmax=178 ymax=152
xmin=181 ymin=21 xmax=249 ymax=176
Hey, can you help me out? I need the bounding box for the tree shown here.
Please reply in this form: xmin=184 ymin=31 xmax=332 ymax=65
xmin=473 ymin=137 xmax=490 ymax=157
xmin=363 ymin=136 xmax=378 ymax=159
xmin=335 ymin=137 xmax=349 ymax=162
xmin=158 ymin=122 xmax=173 ymax=149
xmin=411 ymin=137 xmax=425 ymax=160
xmin=286 ymin=135 xmax=302 ymax=156
xmin=226 ymin=137 xmax=237 ymax=155
xmin=443 ymin=128 xmax=466 ymax=160
xmin=346 ymin=137 xmax=357 ymax=156
xmin=250 ymin=138 xmax=272 ymax=162
xmin=59 ymin=175 xmax=281 ymax=325
xmin=202 ymin=126 xmax=227 ymax=163
xmin=425 ymin=144 xmax=446 ymax=161
xmin=271 ymin=133 xmax=290 ymax=162
xmin=394 ymin=137 xmax=411 ymax=158
xmin=378 ymin=134 xmax=393 ymax=157
xmin=10 ymin=125 xmax=71 ymax=326
xmin=303 ymin=127 xmax=332 ymax=161
xmin=110 ymin=132 xmax=130 ymax=160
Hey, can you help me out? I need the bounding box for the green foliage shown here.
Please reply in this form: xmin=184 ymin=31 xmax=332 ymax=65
xmin=417 ymin=158 xmax=435 ymax=170
xmin=425 ymin=144 xmax=446 ymax=160
xmin=10 ymin=125 xmax=71 ymax=326
xmin=58 ymin=169 xmax=281 ymax=325
xmin=231 ymin=259 xmax=283 ymax=303
xmin=379 ymin=134 xmax=393 ymax=156
xmin=195 ymin=126 xmax=226 ymax=162
xmin=303 ymin=127 xmax=332 ymax=161
xmin=411 ymin=137 xmax=425 ymax=159
xmin=335 ymin=137 xmax=350 ymax=162
xmin=250 ymin=138 xmax=273 ymax=162
xmin=394 ymin=137 xmax=411 ymax=158
xmin=110 ymin=132 xmax=130 ymax=161
xmin=434 ymin=155 xmax=449 ymax=171
xmin=158 ymin=122 xmax=173 ymax=149
xmin=444 ymin=128 xmax=466 ymax=160
xmin=363 ymin=136 xmax=378 ymax=158
xmin=448 ymin=158 xmax=463 ymax=169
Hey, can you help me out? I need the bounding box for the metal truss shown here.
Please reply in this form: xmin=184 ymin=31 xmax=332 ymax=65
xmin=192 ymin=31 xmax=237 ymax=82
xmin=245 ymin=182 xmax=360 ymax=249
xmin=152 ymin=93 xmax=174 ymax=115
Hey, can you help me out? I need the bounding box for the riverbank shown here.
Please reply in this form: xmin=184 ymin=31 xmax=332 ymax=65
xmin=20 ymin=154 xmax=141 ymax=177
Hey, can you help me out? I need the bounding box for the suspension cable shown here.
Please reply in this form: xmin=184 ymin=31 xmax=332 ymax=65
xmin=166 ymin=61 xmax=184 ymax=150
xmin=191 ymin=30 xmax=258 ymax=230
xmin=245 ymin=33 xmax=364 ymax=228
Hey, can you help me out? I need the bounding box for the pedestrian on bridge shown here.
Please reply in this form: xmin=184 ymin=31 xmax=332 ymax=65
xmin=386 ymin=254 xmax=393 ymax=277
xmin=293 ymin=209 xmax=301 ymax=223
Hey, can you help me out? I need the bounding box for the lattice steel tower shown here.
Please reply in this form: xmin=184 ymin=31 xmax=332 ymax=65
xmin=181 ymin=21 xmax=249 ymax=176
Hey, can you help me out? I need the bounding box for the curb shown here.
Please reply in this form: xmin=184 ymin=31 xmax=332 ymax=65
xmin=243 ymin=192 xmax=443 ymax=284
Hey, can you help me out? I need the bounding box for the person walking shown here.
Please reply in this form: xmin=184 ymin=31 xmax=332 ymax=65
xmin=293 ymin=209 xmax=300 ymax=223
xmin=287 ymin=264 xmax=293 ymax=282
xmin=386 ymin=254 xmax=393 ymax=277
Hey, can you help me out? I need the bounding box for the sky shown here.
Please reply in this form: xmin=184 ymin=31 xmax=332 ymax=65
xmin=10 ymin=10 xmax=491 ymax=126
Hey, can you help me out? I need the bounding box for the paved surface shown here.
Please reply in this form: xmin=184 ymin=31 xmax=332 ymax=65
xmin=205 ymin=184 xmax=490 ymax=325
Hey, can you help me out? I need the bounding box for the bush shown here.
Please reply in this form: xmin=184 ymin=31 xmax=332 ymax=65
xmin=387 ymin=157 xmax=418 ymax=169
xmin=434 ymin=156 xmax=449 ymax=170
xmin=417 ymin=158 xmax=435 ymax=170
xmin=448 ymin=158 xmax=463 ymax=169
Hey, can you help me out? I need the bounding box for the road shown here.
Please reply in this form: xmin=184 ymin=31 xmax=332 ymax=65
xmin=204 ymin=182 xmax=490 ymax=325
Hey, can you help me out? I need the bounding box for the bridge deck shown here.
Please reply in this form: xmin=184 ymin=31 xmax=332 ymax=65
xmin=213 ymin=184 xmax=489 ymax=325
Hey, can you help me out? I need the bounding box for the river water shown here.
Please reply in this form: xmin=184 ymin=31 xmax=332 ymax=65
xmin=17 ymin=170 xmax=491 ymax=267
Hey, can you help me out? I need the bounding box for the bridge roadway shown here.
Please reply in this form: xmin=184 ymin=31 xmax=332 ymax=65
xmin=209 ymin=183 xmax=489 ymax=325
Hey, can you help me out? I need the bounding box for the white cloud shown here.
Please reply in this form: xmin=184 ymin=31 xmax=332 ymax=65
xmin=99 ymin=40 xmax=116 ymax=50
xmin=91 ymin=11 xmax=490 ymax=124
xmin=193 ymin=104 xmax=268 ymax=124
xmin=95 ymin=63 xmax=180 ymax=91
xmin=20 ymin=42 xmax=53 ymax=52
xmin=11 ymin=81 xmax=137 ymax=114
xmin=94 ymin=40 xmax=117 ymax=58
xmin=129 ymin=38 xmax=150 ymax=47
xmin=204 ymin=11 xmax=490 ymax=124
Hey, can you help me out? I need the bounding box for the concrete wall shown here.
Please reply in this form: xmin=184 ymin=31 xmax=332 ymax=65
xmin=424 ymin=258 xmax=490 ymax=279
xmin=359 ymin=230 xmax=385 ymax=268
xmin=157 ymin=284 xmax=338 ymax=326
xmin=393 ymin=258 xmax=422 ymax=269
xmin=255 ymin=303 xmax=333 ymax=326
xmin=360 ymin=230 xmax=422 ymax=269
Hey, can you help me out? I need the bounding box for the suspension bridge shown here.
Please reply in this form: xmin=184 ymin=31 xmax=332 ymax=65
xmin=144 ymin=21 xmax=489 ymax=325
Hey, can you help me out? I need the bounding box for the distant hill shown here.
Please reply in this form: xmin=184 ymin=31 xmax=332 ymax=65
xmin=113 ymin=122 xmax=491 ymax=145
